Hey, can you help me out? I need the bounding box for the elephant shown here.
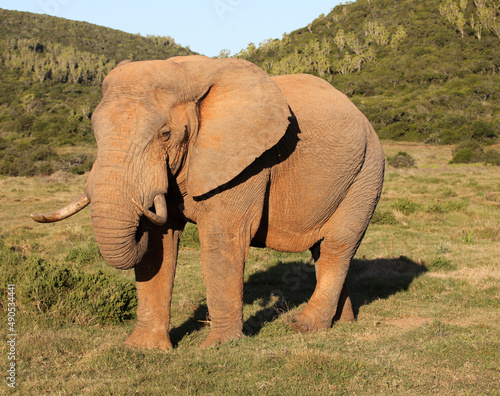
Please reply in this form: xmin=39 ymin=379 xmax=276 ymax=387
xmin=32 ymin=55 xmax=385 ymax=350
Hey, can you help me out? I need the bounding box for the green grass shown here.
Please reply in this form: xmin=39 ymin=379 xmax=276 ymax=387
xmin=1 ymin=142 xmax=499 ymax=394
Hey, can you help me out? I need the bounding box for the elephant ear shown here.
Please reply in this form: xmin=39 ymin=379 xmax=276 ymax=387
xmin=175 ymin=57 xmax=291 ymax=198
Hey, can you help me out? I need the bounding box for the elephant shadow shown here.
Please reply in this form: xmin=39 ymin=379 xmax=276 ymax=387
xmin=169 ymin=255 xmax=426 ymax=345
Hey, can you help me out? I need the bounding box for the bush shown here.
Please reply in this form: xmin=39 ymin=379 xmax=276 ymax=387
xmin=451 ymin=140 xmax=481 ymax=156
xmin=484 ymin=149 xmax=500 ymax=166
xmin=0 ymin=142 xmax=61 ymax=176
xmin=15 ymin=114 xmax=36 ymax=133
xmin=387 ymin=152 xmax=416 ymax=168
xmin=0 ymin=242 xmax=137 ymax=325
xmin=392 ymin=198 xmax=421 ymax=215
xmin=471 ymin=120 xmax=498 ymax=142
xmin=370 ymin=209 xmax=398 ymax=225
xmin=0 ymin=142 xmax=97 ymax=177
xmin=179 ymin=223 xmax=200 ymax=249
xmin=65 ymin=243 xmax=102 ymax=265
xmin=62 ymin=153 xmax=95 ymax=175
xmin=450 ymin=140 xmax=500 ymax=165
xmin=451 ymin=148 xmax=478 ymax=164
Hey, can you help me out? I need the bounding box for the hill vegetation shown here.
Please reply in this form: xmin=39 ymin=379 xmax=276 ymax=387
xmin=0 ymin=1 xmax=499 ymax=177
xmin=236 ymin=0 xmax=499 ymax=145
xmin=0 ymin=9 xmax=195 ymax=176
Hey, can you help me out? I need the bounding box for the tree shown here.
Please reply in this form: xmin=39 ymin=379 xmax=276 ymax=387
xmin=391 ymin=26 xmax=408 ymax=49
xmin=439 ymin=0 xmax=467 ymax=37
xmin=474 ymin=0 xmax=500 ymax=39
xmin=334 ymin=29 xmax=346 ymax=51
xmin=345 ymin=32 xmax=365 ymax=55
xmin=365 ymin=21 xmax=389 ymax=46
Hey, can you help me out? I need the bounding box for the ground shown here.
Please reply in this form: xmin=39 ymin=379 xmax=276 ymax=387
xmin=0 ymin=142 xmax=499 ymax=394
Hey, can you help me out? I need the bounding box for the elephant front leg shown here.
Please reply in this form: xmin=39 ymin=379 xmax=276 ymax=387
xmin=198 ymin=225 xmax=248 ymax=349
xmin=125 ymin=227 xmax=182 ymax=351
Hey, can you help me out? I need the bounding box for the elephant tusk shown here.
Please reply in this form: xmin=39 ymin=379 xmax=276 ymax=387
xmin=132 ymin=194 xmax=167 ymax=226
xmin=31 ymin=193 xmax=90 ymax=223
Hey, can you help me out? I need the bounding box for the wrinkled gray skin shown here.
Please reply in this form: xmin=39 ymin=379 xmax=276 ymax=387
xmin=33 ymin=56 xmax=384 ymax=350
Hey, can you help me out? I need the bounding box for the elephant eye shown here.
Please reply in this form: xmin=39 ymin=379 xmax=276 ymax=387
xmin=159 ymin=127 xmax=171 ymax=142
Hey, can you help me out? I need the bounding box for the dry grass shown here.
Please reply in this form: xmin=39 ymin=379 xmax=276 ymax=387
xmin=1 ymin=141 xmax=499 ymax=395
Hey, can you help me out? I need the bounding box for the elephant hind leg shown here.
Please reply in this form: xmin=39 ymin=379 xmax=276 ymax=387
xmin=309 ymin=243 xmax=355 ymax=323
xmin=292 ymin=239 xmax=355 ymax=332
xmin=292 ymin=162 xmax=381 ymax=333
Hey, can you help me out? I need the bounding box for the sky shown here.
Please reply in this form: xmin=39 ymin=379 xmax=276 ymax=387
xmin=1 ymin=0 xmax=343 ymax=57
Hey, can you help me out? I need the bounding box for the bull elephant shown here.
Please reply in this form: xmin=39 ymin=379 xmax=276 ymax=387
xmin=32 ymin=55 xmax=384 ymax=350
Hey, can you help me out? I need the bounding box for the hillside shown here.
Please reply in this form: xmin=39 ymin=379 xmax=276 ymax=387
xmin=0 ymin=9 xmax=195 ymax=176
xmin=237 ymin=0 xmax=499 ymax=145
xmin=1 ymin=2 xmax=499 ymax=177
xmin=0 ymin=9 xmax=195 ymax=62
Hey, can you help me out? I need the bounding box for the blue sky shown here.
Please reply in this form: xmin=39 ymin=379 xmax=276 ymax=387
xmin=1 ymin=0 xmax=343 ymax=57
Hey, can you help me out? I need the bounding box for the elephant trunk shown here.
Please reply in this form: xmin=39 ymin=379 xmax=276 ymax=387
xmin=88 ymin=159 xmax=148 ymax=270
xmin=90 ymin=188 xmax=149 ymax=271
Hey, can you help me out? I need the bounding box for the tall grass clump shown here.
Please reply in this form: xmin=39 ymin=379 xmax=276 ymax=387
xmin=426 ymin=198 xmax=469 ymax=214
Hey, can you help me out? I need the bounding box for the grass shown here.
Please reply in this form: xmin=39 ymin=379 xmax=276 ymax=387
xmin=1 ymin=142 xmax=499 ymax=394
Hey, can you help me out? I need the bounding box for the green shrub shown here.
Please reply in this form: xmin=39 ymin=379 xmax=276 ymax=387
xmin=179 ymin=223 xmax=200 ymax=249
xmin=62 ymin=153 xmax=96 ymax=175
xmin=471 ymin=120 xmax=498 ymax=142
xmin=0 ymin=242 xmax=137 ymax=325
xmin=370 ymin=209 xmax=398 ymax=225
xmin=392 ymin=198 xmax=421 ymax=215
xmin=451 ymin=148 xmax=480 ymax=164
xmin=15 ymin=114 xmax=36 ymax=133
xmin=484 ymin=149 xmax=500 ymax=166
xmin=450 ymin=141 xmax=500 ymax=165
xmin=65 ymin=243 xmax=102 ymax=265
xmin=450 ymin=140 xmax=484 ymax=164
xmin=66 ymin=269 xmax=137 ymax=324
xmin=0 ymin=143 xmax=62 ymax=176
xmin=387 ymin=152 xmax=416 ymax=168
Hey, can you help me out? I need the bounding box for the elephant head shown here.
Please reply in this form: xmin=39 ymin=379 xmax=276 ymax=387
xmin=32 ymin=56 xmax=291 ymax=270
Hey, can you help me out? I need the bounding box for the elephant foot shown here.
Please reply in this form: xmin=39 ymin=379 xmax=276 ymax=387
xmin=291 ymin=312 xmax=331 ymax=333
xmin=200 ymin=328 xmax=243 ymax=349
xmin=125 ymin=328 xmax=172 ymax=351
